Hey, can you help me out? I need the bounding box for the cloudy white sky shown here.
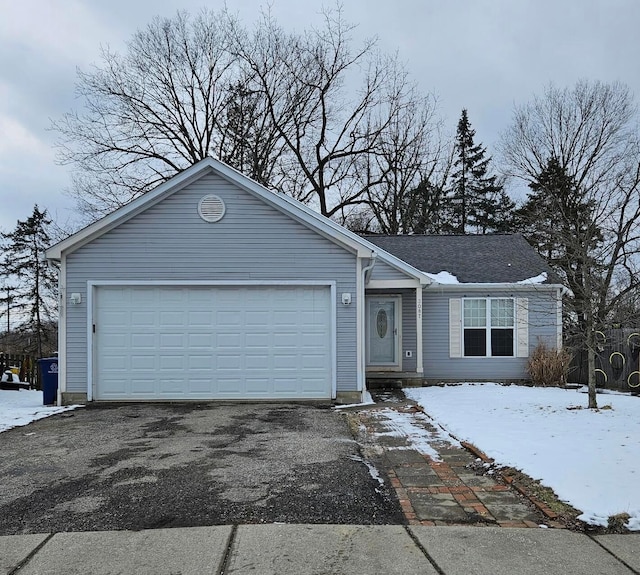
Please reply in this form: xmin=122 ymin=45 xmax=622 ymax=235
xmin=1 ymin=0 xmax=638 ymax=233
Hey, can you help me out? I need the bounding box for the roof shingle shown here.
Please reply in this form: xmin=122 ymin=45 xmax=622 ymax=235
xmin=362 ymin=234 xmax=557 ymax=284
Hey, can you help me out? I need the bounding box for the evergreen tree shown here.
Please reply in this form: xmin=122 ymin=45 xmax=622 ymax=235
xmin=404 ymin=178 xmax=449 ymax=234
xmin=447 ymin=109 xmax=514 ymax=233
xmin=516 ymin=156 xmax=602 ymax=327
xmin=2 ymin=206 xmax=58 ymax=357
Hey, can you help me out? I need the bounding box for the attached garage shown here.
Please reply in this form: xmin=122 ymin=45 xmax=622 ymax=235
xmin=91 ymin=284 xmax=335 ymax=401
xmin=46 ymin=158 xmax=431 ymax=405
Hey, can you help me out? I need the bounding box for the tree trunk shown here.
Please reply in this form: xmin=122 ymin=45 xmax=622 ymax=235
xmin=586 ymin=333 xmax=598 ymax=409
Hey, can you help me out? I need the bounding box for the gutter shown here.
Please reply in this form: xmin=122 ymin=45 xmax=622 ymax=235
xmin=361 ymin=252 xmax=378 ymax=284
xmin=427 ymin=282 xmax=566 ymax=292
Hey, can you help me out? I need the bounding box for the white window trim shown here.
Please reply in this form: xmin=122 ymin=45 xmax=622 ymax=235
xmin=449 ymin=297 xmax=530 ymax=359
xmin=462 ymin=297 xmax=515 ymax=358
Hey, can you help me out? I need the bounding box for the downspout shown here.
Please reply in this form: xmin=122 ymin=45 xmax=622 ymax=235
xmin=360 ymin=252 xmax=377 ymax=401
xmin=362 ymin=252 xmax=377 ymax=283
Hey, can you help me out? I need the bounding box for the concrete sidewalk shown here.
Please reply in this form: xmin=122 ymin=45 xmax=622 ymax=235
xmin=1 ymin=525 xmax=638 ymax=575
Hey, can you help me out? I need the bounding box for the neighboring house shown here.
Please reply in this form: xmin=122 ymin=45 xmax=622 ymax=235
xmin=45 ymin=158 xmax=563 ymax=405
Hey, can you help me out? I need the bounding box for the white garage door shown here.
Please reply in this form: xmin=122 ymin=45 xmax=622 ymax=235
xmin=93 ymin=285 xmax=333 ymax=400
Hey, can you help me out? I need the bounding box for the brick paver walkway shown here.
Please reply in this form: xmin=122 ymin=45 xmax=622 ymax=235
xmin=350 ymin=396 xmax=563 ymax=528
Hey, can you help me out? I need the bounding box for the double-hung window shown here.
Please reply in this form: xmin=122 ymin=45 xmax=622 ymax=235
xmin=463 ymin=298 xmax=514 ymax=357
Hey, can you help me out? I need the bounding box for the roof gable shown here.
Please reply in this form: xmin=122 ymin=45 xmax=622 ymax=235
xmin=363 ymin=234 xmax=558 ymax=284
xmin=44 ymin=158 xmax=426 ymax=282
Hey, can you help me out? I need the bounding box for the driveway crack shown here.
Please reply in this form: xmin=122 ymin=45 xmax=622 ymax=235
xmin=9 ymin=533 xmax=54 ymax=575
xmin=218 ymin=524 xmax=238 ymax=575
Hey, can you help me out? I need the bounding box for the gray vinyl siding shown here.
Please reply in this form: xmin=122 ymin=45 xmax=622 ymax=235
xmin=369 ymin=259 xmax=412 ymax=281
xmin=423 ymin=288 xmax=559 ymax=381
xmin=64 ymin=172 xmax=358 ymax=394
xmin=400 ymin=290 xmax=417 ymax=372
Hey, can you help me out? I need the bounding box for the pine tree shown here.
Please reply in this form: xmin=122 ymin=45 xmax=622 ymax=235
xmin=517 ymin=157 xmax=601 ymax=280
xmin=2 ymin=205 xmax=58 ymax=357
xmin=516 ymin=156 xmax=602 ymax=328
xmin=447 ymin=109 xmax=514 ymax=234
xmin=404 ymin=178 xmax=448 ymax=234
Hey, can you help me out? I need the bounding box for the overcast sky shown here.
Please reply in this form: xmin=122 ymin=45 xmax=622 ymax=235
xmin=1 ymin=0 xmax=638 ymax=233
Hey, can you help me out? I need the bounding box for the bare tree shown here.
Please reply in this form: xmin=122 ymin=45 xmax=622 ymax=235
xmin=358 ymin=78 xmax=445 ymax=234
xmin=54 ymin=6 xmax=443 ymax=225
xmin=54 ymin=10 xmax=246 ymax=217
xmin=501 ymin=80 xmax=640 ymax=407
xmin=231 ymin=6 xmax=433 ymax=218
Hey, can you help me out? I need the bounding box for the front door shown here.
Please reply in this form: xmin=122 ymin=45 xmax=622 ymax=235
xmin=366 ymin=297 xmax=401 ymax=368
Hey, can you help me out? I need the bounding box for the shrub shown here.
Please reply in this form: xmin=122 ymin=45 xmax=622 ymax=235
xmin=527 ymin=341 xmax=572 ymax=387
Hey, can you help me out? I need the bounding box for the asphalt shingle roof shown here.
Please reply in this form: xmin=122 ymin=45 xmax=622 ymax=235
xmin=363 ymin=233 xmax=557 ymax=284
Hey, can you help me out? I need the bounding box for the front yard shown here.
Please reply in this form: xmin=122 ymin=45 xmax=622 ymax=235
xmin=406 ymin=383 xmax=640 ymax=531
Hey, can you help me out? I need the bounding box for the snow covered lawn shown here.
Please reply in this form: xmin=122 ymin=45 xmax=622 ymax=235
xmin=0 ymin=390 xmax=82 ymax=433
xmin=405 ymin=383 xmax=640 ymax=531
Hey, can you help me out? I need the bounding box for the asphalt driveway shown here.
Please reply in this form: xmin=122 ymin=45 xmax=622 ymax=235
xmin=0 ymin=403 xmax=403 ymax=535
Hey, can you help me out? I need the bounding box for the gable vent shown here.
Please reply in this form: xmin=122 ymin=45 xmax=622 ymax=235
xmin=198 ymin=194 xmax=226 ymax=222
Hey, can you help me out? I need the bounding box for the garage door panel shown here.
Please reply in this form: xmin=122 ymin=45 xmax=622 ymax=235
xmin=245 ymin=355 xmax=269 ymax=369
xmin=160 ymin=355 xmax=184 ymax=370
xmin=188 ymin=333 xmax=214 ymax=348
xmin=217 ymin=378 xmax=242 ymax=393
xmin=245 ymin=333 xmax=270 ymax=347
xmin=131 ymin=379 xmax=155 ymax=394
xmin=131 ymin=355 xmax=155 ymax=370
xmin=132 ymin=289 xmax=155 ymax=305
xmin=95 ymin=285 xmax=332 ymax=400
xmin=272 ymin=333 xmax=298 ymax=347
xmin=217 ymin=310 xmax=241 ymax=325
xmin=246 ymin=310 xmax=270 ymax=324
xmin=274 ymin=378 xmax=297 ymax=393
xmin=187 ymin=355 xmax=213 ymax=369
xmin=245 ymin=379 xmax=269 ymax=393
xmin=101 ymin=333 xmax=128 ymax=348
xmin=187 ymin=379 xmax=211 ymax=393
xmin=159 ymin=311 xmax=185 ymax=327
xmin=188 ymin=310 xmax=213 ymax=325
xmin=159 ymin=333 xmax=186 ymax=348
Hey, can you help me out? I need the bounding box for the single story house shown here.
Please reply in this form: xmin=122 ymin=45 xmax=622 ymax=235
xmin=45 ymin=157 xmax=563 ymax=405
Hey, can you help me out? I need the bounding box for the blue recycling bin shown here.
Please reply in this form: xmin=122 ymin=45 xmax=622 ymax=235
xmin=38 ymin=357 xmax=59 ymax=405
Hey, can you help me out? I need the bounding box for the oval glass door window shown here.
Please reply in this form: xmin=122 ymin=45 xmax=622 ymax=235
xmin=376 ymin=309 xmax=388 ymax=338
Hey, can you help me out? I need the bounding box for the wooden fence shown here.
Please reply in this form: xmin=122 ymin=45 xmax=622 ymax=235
xmin=570 ymin=329 xmax=640 ymax=391
xmin=0 ymin=354 xmax=39 ymax=389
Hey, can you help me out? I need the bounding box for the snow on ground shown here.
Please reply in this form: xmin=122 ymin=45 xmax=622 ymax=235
xmin=0 ymin=390 xmax=83 ymax=433
xmin=367 ymin=408 xmax=460 ymax=461
xmin=405 ymin=383 xmax=640 ymax=530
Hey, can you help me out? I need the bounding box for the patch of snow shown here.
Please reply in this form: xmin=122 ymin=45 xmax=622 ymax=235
xmin=425 ymin=271 xmax=459 ymax=284
xmin=0 ymin=390 xmax=83 ymax=433
xmin=349 ymin=455 xmax=385 ymax=486
xmin=405 ymin=383 xmax=640 ymax=531
xmin=369 ymin=408 xmax=460 ymax=461
xmin=517 ymin=272 xmax=548 ymax=284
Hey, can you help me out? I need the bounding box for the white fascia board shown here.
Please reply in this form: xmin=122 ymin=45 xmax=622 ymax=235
xmin=427 ymin=282 xmax=565 ymax=292
xmin=366 ymin=279 xmax=422 ymax=289
xmin=87 ymin=279 xmax=337 ymax=287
